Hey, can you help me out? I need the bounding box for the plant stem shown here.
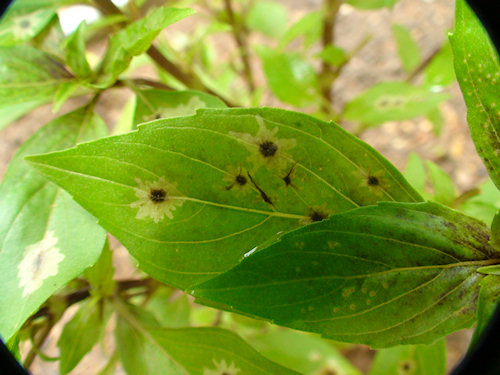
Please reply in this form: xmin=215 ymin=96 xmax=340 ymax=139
xmin=319 ymin=0 xmax=343 ymax=112
xmin=406 ymin=45 xmax=441 ymax=83
xmin=223 ymin=0 xmax=256 ymax=92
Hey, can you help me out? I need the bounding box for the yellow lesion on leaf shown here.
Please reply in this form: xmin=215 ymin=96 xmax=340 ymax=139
xmin=229 ymin=116 xmax=296 ymax=172
xmin=203 ymin=359 xmax=241 ymax=375
xmin=130 ymin=176 xmax=184 ymax=223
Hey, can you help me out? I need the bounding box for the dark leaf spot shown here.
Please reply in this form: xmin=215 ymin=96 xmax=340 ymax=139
xmin=310 ymin=208 xmax=328 ymax=222
xmin=367 ymin=176 xmax=379 ymax=186
xmin=235 ymin=174 xmax=247 ymax=186
xmin=259 ymin=141 xmax=278 ymax=157
xmin=149 ymin=188 xmax=166 ymax=203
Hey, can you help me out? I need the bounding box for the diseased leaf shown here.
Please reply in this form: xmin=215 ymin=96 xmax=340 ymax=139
xmin=64 ymin=21 xmax=93 ymax=80
xmin=450 ymin=0 xmax=500 ymax=189
xmin=193 ymin=202 xmax=500 ymax=347
xmin=258 ymin=47 xmax=320 ymax=107
xmin=133 ymin=89 xmax=226 ymax=126
xmin=0 ymin=8 xmax=56 ymax=46
xmin=115 ymin=301 xmax=301 ymax=375
xmin=25 ymin=108 xmax=422 ymax=289
xmin=248 ymin=330 xmax=361 ymax=375
xmin=0 ymin=45 xmax=73 ymax=108
xmin=491 ymin=210 xmax=500 ymax=250
xmin=470 ymin=275 xmax=500 ymax=347
xmin=369 ymin=340 xmax=446 ymax=375
xmin=97 ymin=6 xmax=195 ymax=87
xmin=246 ymin=1 xmax=288 ymax=38
xmin=343 ymin=82 xmax=449 ymax=128
xmin=347 ymin=0 xmax=399 ymax=10
xmin=0 ymin=105 xmax=107 ymax=341
xmin=392 ymin=24 xmax=421 ymax=73
xmin=58 ymin=299 xmax=111 ymax=374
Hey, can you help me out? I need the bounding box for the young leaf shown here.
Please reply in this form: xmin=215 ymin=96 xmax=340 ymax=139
xmin=315 ymin=45 xmax=347 ymax=67
xmin=246 ymin=1 xmax=288 ymax=38
xmin=347 ymin=0 xmax=399 ymax=10
xmin=248 ymin=329 xmax=362 ymax=375
xmin=0 ymin=99 xmax=47 ymax=131
xmin=97 ymin=6 xmax=195 ymax=87
xmin=63 ymin=21 xmax=93 ymax=80
xmin=459 ymin=179 xmax=500 ymax=225
xmin=85 ymin=240 xmax=115 ymax=298
xmin=115 ymin=302 xmax=301 ymax=375
xmin=257 ymin=47 xmax=320 ymax=107
xmin=426 ymin=161 xmax=456 ymax=206
xmin=449 ymin=0 xmax=500 ymax=190
xmin=133 ymin=89 xmax=226 ymax=125
xmin=392 ymin=24 xmax=421 ymax=73
xmin=343 ymin=82 xmax=449 ymax=128
xmin=404 ymin=152 xmax=428 ymax=198
xmin=25 ymin=108 xmax=422 ymax=289
xmin=369 ymin=340 xmax=446 ymax=375
xmin=193 ymin=202 xmax=500 ymax=347
xmin=0 ymin=45 xmax=74 ymax=108
xmin=422 ymin=40 xmax=456 ymax=89
xmin=58 ymin=299 xmax=111 ymax=375
xmin=278 ymin=11 xmax=323 ymax=50
xmin=0 ymin=105 xmax=107 ymax=341
xmin=469 ymin=275 xmax=500 ymax=348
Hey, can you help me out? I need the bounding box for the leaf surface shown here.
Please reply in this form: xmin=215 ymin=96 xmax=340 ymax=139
xmin=0 ymin=45 xmax=73 ymax=108
xmin=470 ymin=274 xmax=500 ymax=347
xmin=392 ymin=24 xmax=421 ymax=73
xmin=64 ymin=21 xmax=93 ymax=80
xmin=0 ymin=105 xmax=107 ymax=341
xmin=193 ymin=202 xmax=499 ymax=347
xmin=115 ymin=302 xmax=300 ymax=375
xmin=450 ymin=0 xmax=500 ymax=189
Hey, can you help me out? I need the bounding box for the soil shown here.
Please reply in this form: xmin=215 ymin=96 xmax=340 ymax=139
xmin=0 ymin=0 xmax=484 ymax=374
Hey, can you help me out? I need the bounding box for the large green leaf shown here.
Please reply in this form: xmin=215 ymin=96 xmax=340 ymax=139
xmin=58 ymin=298 xmax=112 ymax=374
xmin=343 ymin=82 xmax=449 ymax=128
xmin=115 ymin=301 xmax=301 ymax=375
xmin=0 ymin=45 xmax=73 ymax=108
xmin=97 ymin=6 xmax=195 ymax=87
xmin=0 ymin=105 xmax=107 ymax=341
xmin=25 ymin=108 xmax=422 ymax=289
xmin=193 ymin=202 xmax=500 ymax=347
xmin=369 ymin=340 xmax=446 ymax=375
xmin=450 ymin=0 xmax=500 ymax=190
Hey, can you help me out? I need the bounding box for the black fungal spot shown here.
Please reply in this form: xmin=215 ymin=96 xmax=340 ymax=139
xmin=309 ymin=208 xmax=328 ymax=222
xmin=282 ymin=163 xmax=297 ymax=187
xmin=153 ymin=113 xmax=162 ymax=120
xmin=259 ymin=141 xmax=278 ymax=157
xmin=399 ymin=360 xmax=415 ymax=374
xmin=247 ymin=171 xmax=274 ymax=206
xmin=149 ymin=188 xmax=167 ymax=203
xmin=235 ymin=174 xmax=247 ymax=186
xmin=367 ymin=175 xmax=379 ymax=186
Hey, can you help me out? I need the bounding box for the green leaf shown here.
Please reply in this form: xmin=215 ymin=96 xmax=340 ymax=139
xmin=343 ymin=82 xmax=449 ymax=128
xmin=52 ymin=81 xmax=80 ymax=113
xmin=115 ymin=301 xmax=301 ymax=375
xmin=0 ymin=105 xmax=108 ymax=341
xmin=0 ymin=45 xmax=73 ymax=108
xmin=347 ymin=0 xmax=399 ymax=10
xmin=58 ymin=299 xmax=111 ymax=374
xmin=450 ymin=0 xmax=500 ymax=190
xmin=0 ymin=8 xmax=56 ymax=46
xmin=248 ymin=329 xmax=362 ymax=375
xmin=470 ymin=275 xmax=500 ymax=347
xmin=392 ymin=24 xmax=421 ymax=73
xmin=0 ymin=99 xmax=47 ymax=131
xmin=279 ymin=11 xmax=323 ymax=50
xmin=147 ymin=292 xmax=191 ymax=328
xmin=426 ymin=107 xmax=445 ymax=135
xmin=426 ymin=161 xmax=456 ymax=206
xmin=193 ymin=201 xmax=499 ymax=347
xmin=459 ymin=179 xmax=500 ymax=225
xmin=369 ymin=340 xmax=446 ymax=375
xmin=404 ymin=152 xmax=428 ymax=199
xmin=85 ymin=240 xmax=115 ymax=298
xmin=257 ymin=47 xmax=320 ymax=107
xmin=492 ymin=210 xmax=500 ymax=250
xmin=315 ymin=45 xmax=347 ymax=67
xmin=5 ymin=0 xmax=78 ymax=15
xmin=246 ymin=1 xmax=288 ymax=38
xmin=25 ymin=108 xmax=422 ymax=290
xmin=133 ymin=89 xmax=226 ymax=126
xmin=422 ymin=40 xmax=456 ymax=88
xmin=98 ymin=6 xmax=195 ymax=87
xmin=64 ymin=21 xmax=93 ymax=80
